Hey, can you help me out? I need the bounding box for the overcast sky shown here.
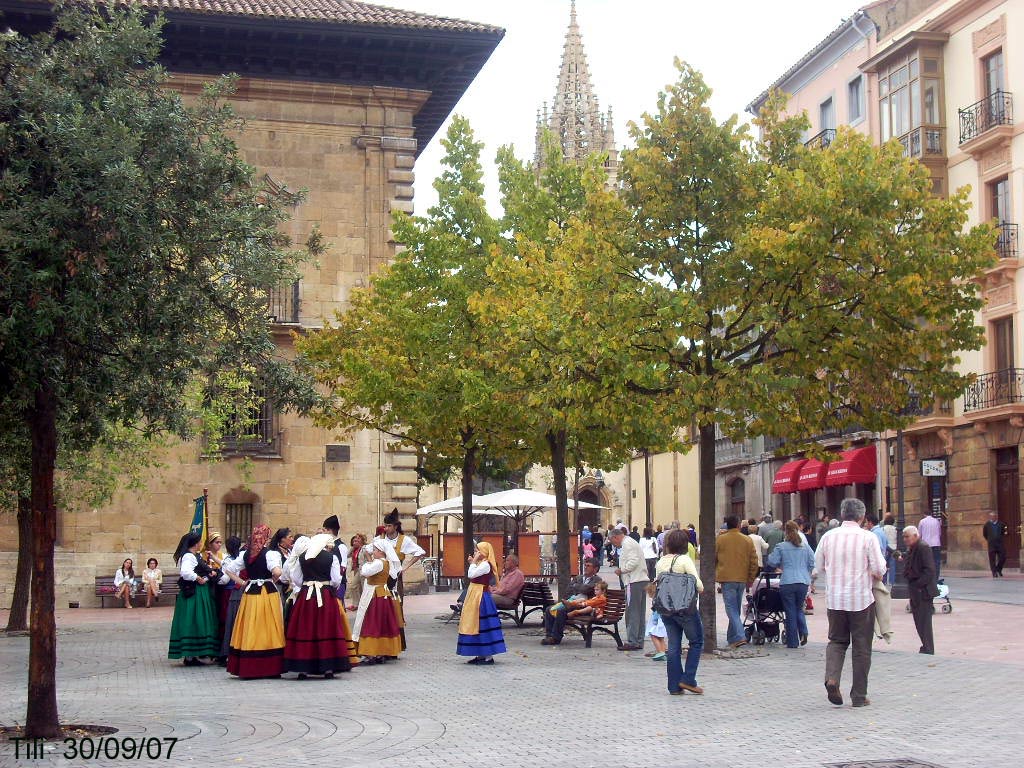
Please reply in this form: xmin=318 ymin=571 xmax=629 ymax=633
xmin=372 ymin=0 xmax=862 ymax=211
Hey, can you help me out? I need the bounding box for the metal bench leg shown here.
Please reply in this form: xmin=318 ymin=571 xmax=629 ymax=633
xmin=583 ymin=627 xmax=593 ymax=648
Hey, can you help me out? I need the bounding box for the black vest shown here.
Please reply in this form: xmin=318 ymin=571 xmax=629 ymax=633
xmin=300 ymin=550 xmax=335 ymax=582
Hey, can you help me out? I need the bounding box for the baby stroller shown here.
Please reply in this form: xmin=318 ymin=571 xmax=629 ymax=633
xmin=743 ymin=571 xmax=786 ymax=645
xmin=904 ymin=578 xmax=953 ymax=614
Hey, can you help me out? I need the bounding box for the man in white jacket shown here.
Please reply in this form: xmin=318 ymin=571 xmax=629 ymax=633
xmin=609 ymin=527 xmax=649 ymax=651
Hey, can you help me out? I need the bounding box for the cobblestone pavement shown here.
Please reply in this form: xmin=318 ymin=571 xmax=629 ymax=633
xmin=1 ymin=582 xmax=1022 ymax=768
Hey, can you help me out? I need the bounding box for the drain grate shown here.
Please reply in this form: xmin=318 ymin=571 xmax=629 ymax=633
xmin=826 ymin=761 xmax=946 ymax=768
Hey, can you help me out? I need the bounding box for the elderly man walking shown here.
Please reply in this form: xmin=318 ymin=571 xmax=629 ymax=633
xmin=610 ymin=527 xmax=648 ymax=651
xmin=902 ymin=525 xmax=938 ymax=655
xmin=814 ymin=498 xmax=886 ymax=708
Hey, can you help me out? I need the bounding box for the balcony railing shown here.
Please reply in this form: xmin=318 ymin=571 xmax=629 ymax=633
xmin=902 ymin=393 xmax=953 ymax=418
xmin=714 ymin=437 xmax=752 ymax=465
xmin=963 ymin=368 xmax=1024 ymax=413
xmin=898 ymin=126 xmax=944 ymax=158
xmin=997 ymin=222 xmax=1019 ymax=259
xmin=959 ymin=90 xmax=1013 ymax=144
xmin=804 ymin=128 xmax=836 ymax=150
xmin=267 ymin=281 xmax=300 ymax=325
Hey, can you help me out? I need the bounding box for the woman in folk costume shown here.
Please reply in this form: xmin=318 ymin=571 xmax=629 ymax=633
xmin=227 ymin=524 xmax=286 ymax=679
xmin=168 ymin=532 xmax=221 ymax=666
xmin=203 ymin=532 xmax=229 ymax=649
xmin=280 ymin=534 xmax=310 ymax=631
xmin=457 ymin=541 xmax=507 ymax=665
xmin=351 ymin=539 xmax=403 ymax=664
xmin=219 ymin=536 xmax=247 ymax=663
xmin=284 ymin=533 xmax=353 ymax=679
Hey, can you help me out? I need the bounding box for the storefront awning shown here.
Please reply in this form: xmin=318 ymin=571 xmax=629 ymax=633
xmin=796 ymin=458 xmax=829 ymax=491
xmin=772 ymin=459 xmax=808 ymax=494
xmin=825 ymin=446 xmax=877 ymax=487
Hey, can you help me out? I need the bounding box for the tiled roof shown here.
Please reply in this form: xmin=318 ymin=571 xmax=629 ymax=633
xmin=148 ymin=0 xmax=502 ymax=34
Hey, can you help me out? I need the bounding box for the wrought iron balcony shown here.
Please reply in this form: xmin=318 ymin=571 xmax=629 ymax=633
xmin=959 ymin=90 xmax=1013 ymax=145
xmin=898 ymin=126 xmax=944 ymax=158
xmin=997 ymin=222 xmax=1019 ymax=259
xmin=267 ymin=281 xmax=300 ymax=325
xmin=804 ymin=128 xmax=836 ymax=150
xmin=963 ymin=368 xmax=1024 ymax=413
xmin=715 ymin=437 xmax=752 ymax=465
xmin=901 ymin=393 xmax=953 ymax=418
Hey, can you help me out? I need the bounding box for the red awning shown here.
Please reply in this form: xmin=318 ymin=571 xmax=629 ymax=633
xmin=796 ymin=458 xmax=829 ymax=491
xmin=826 ymin=446 xmax=877 ymax=487
xmin=772 ymin=459 xmax=808 ymax=494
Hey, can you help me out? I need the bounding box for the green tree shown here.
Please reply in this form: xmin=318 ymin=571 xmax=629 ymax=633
xmin=620 ymin=62 xmax=994 ymax=649
xmin=298 ymin=116 xmax=526 ymax=565
xmin=0 ymin=7 xmax=317 ymax=734
xmin=474 ymin=139 xmax=678 ymax=598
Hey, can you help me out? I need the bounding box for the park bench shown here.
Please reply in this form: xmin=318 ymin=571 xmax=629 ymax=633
xmin=95 ymin=576 xmax=179 ymax=608
xmin=497 ymin=581 xmax=554 ymax=627
xmin=564 ymin=587 xmax=626 ymax=648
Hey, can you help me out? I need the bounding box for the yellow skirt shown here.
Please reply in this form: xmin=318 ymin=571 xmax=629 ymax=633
xmin=227 ymin=588 xmax=285 ymax=678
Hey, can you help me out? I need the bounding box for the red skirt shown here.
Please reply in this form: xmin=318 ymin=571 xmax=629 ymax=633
xmin=284 ymin=586 xmax=352 ymax=675
xmin=357 ymin=595 xmax=402 ymax=658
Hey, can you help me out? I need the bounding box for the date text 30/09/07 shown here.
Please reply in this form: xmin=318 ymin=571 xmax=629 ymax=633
xmin=11 ymin=736 xmax=178 ymax=761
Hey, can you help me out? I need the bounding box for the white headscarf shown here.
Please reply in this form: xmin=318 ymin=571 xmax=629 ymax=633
xmin=305 ymin=533 xmax=334 ymax=560
xmin=283 ymin=536 xmax=311 ymax=580
xmin=372 ymin=537 xmax=403 ymax=578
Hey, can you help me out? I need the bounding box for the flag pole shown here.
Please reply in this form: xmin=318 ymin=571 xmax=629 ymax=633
xmin=203 ymin=487 xmax=209 ymax=543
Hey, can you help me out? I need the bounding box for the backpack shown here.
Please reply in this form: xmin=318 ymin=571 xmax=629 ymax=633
xmin=652 ymin=555 xmax=698 ymax=617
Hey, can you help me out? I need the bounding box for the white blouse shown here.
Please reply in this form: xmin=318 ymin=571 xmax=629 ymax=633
xmin=265 ymin=549 xmax=284 ymax=572
xmin=361 ymin=559 xmax=384 ymax=578
xmin=179 ymin=553 xmax=200 ymax=581
xmin=114 ymin=569 xmax=135 ymax=588
xmin=142 ymin=568 xmax=162 ymax=585
xmin=467 ymin=561 xmax=491 ymax=579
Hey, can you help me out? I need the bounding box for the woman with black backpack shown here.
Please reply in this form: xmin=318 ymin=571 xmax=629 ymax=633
xmin=654 ymin=529 xmax=704 ymax=695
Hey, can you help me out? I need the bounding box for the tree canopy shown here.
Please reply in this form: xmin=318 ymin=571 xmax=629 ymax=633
xmin=0 ymin=6 xmax=318 ymax=734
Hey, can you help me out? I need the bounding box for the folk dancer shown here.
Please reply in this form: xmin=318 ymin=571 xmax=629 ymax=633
xmin=168 ymin=532 xmax=221 ymax=666
xmin=227 ymin=524 xmax=286 ymax=679
xmin=382 ymin=509 xmax=425 ymax=650
xmin=284 ymin=533 xmax=353 ymax=678
xmin=351 ymin=539 xmax=403 ymax=664
xmin=457 ymin=541 xmax=507 ymax=665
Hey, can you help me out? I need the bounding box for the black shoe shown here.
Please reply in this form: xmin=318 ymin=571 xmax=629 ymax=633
xmin=800 ymin=634 xmax=808 ymax=646
xmin=297 ymin=673 xmax=308 ymax=680
xmin=324 ymin=672 xmax=334 ymax=679
xmin=183 ymin=658 xmax=203 ymax=667
xmin=919 ymin=648 xmax=934 ymax=655
xmin=852 ymin=698 xmax=871 ymax=708
xmin=825 ymin=680 xmax=843 ymax=706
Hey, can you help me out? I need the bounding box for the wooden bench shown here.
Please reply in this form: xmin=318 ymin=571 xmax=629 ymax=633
xmin=497 ymin=581 xmax=554 ymax=627
xmin=95 ymin=576 xmax=179 ymax=608
xmin=564 ymin=587 xmax=626 ymax=648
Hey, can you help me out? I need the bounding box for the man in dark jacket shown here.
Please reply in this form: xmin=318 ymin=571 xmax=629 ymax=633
xmin=983 ymin=510 xmax=1009 ymax=577
xmin=902 ymin=525 xmax=939 ymax=655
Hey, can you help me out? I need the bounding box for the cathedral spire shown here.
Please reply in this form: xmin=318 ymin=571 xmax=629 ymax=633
xmin=536 ymin=1 xmax=617 ymax=181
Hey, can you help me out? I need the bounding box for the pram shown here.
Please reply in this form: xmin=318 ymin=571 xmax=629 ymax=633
xmin=743 ymin=570 xmax=786 ymax=645
xmin=904 ymin=578 xmax=953 ymax=614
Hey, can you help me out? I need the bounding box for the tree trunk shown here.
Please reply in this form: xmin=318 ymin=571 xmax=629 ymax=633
xmin=697 ymin=423 xmax=718 ymax=653
xmin=547 ymin=429 xmax=571 ymax=600
xmin=4 ymin=493 xmax=32 ymax=633
xmin=461 ymin=444 xmax=477 ymax=578
xmin=25 ymin=385 xmax=61 ymax=737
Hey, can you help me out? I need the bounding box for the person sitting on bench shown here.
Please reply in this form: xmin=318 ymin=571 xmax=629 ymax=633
xmin=541 ymin=557 xmax=600 ymax=645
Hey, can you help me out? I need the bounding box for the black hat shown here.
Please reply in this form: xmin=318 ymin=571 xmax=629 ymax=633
xmin=323 ymin=515 xmax=340 ymax=533
xmin=383 ymin=508 xmax=400 ymax=525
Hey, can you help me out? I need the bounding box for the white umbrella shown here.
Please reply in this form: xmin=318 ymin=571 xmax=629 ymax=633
xmin=476 ymin=488 xmax=605 ymax=515
xmin=416 ymin=495 xmax=503 ymax=517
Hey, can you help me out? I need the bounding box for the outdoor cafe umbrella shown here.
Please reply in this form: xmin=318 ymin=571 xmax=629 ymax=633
xmin=475 ymin=488 xmax=606 ymax=552
xmin=416 ymin=495 xmax=503 ymax=583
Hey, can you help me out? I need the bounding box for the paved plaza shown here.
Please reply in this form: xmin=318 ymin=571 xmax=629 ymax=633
xmin=1 ymin=572 xmax=1022 ymax=768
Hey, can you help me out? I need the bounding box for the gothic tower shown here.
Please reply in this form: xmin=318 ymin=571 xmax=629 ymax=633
xmin=535 ymin=1 xmax=618 ymax=184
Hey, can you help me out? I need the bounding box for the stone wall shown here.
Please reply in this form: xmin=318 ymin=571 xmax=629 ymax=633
xmin=0 ymin=76 xmax=430 ymax=607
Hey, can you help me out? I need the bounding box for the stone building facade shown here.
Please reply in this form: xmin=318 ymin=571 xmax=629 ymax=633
xmin=0 ymin=0 xmax=503 ymax=607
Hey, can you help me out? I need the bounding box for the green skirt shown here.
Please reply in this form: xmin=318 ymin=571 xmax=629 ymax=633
xmin=168 ymin=584 xmax=220 ymax=659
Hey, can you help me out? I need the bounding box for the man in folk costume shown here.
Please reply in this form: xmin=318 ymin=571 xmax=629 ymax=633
xmin=351 ymin=539 xmax=403 ymax=664
xmin=283 ymin=533 xmax=352 ymax=679
xmin=383 ymin=508 xmax=425 ymax=650
xmin=457 ymin=541 xmax=507 ymax=665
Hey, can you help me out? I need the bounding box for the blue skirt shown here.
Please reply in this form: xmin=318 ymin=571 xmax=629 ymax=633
xmin=456 ymin=590 xmax=507 ymax=657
